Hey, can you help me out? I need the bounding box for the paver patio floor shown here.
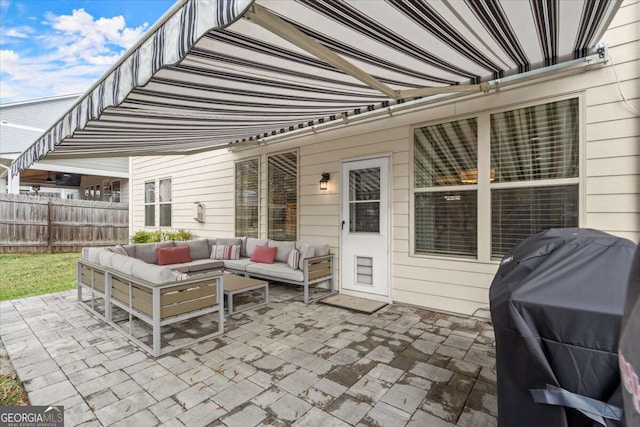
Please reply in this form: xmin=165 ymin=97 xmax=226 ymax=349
xmin=0 ymin=285 xmax=497 ymax=426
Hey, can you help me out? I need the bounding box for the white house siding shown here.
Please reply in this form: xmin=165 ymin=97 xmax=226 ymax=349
xmin=131 ymin=2 xmax=639 ymax=315
xmin=0 ymin=95 xmax=79 ymax=154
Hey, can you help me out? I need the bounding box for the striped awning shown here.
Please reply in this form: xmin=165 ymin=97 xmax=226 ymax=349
xmin=11 ymin=0 xmax=621 ymax=175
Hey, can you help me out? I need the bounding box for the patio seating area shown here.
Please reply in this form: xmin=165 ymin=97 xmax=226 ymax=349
xmin=1 ymin=285 xmax=497 ymax=427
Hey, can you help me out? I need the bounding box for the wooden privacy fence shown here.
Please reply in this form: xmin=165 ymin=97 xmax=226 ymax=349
xmin=0 ymin=194 xmax=129 ymax=253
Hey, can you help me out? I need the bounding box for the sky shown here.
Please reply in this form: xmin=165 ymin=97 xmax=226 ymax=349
xmin=0 ymin=0 xmax=176 ymax=104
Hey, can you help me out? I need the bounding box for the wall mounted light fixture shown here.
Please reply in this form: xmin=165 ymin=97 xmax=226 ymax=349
xmin=319 ymin=172 xmax=330 ymax=190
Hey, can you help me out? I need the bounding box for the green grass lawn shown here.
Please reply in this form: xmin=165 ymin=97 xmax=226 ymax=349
xmin=0 ymin=252 xmax=80 ymax=301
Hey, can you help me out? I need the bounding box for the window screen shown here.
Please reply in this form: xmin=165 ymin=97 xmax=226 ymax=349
xmin=236 ymin=159 xmax=259 ymax=238
xmin=268 ymin=152 xmax=297 ymax=241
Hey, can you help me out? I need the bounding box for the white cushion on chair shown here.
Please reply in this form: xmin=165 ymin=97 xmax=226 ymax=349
xmin=246 ymin=262 xmax=303 ymax=282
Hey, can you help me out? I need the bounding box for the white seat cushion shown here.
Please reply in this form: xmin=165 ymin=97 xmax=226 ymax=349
xmin=246 ymin=262 xmax=304 ymax=282
xmin=131 ymin=262 xmax=177 ymax=284
xmin=223 ymin=258 xmax=255 ymax=272
xmin=169 ymin=259 xmax=223 ymax=273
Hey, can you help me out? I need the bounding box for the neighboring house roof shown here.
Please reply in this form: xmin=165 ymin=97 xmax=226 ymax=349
xmin=11 ymin=0 xmax=622 ymax=174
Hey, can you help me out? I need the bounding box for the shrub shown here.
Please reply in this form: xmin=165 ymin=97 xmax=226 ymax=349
xmin=130 ymin=229 xmax=195 ymax=243
xmin=164 ymin=229 xmax=196 ymax=241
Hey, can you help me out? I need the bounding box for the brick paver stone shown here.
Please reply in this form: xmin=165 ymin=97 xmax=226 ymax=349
xmin=267 ymin=391 xmax=312 ymax=422
xmin=177 ymin=400 xmax=227 ymax=427
xmin=29 ymin=380 xmax=77 ymax=405
xmin=174 ymin=383 xmax=216 ymax=409
xmin=148 ymin=398 xmax=185 ymax=423
xmin=23 ymin=370 xmax=66 ymax=392
xmin=363 ymin=401 xmax=412 ymax=427
xmin=111 ymin=409 xmax=159 ymax=427
xmin=347 ymin=375 xmax=389 ymax=403
xmin=94 ymin=391 xmax=156 ymax=426
xmin=411 ymin=409 xmax=457 ymax=426
xmin=327 ymin=394 xmax=372 ymax=425
xmin=366 ymin=345 xmax=395 ymax=363
xmin=292 ymin=407 xmax=349 ymax=427
xmin=457 ymin=406 xmax=498 ymax=427
xmin=409 ymin=361 xmax=454 ymax=382
xmin=380 ymin=383 xmax=428 ymax=413
xmin=252 ymin=354 xmax=287 ymax=371
xmin=212 ymin=379 xmax=264 ymax=411
xmin=220 ymin=403 xmax=268 ymax=427
xmin=86 ymin=389 xmax=118 ymax=411
xmin=144 ymin=374 xmax=189 ymax=401
xmin=367 ymin=364 xmax=404 ymax=384
xmin=278 ymin=369 xmax=320 ymax=395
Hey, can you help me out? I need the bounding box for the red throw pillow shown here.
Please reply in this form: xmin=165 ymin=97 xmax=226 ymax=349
xmin=157 ymin=246 xmax=191 ymax=265
xmin=250 ymin=245 xmax=277 ymax=264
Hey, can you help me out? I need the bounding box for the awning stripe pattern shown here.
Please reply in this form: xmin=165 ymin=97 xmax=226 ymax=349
xmin=11 ymin=0 xmax=620 ymax=175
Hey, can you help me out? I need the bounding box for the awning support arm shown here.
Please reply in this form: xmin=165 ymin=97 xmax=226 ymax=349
xmin=244 ymin=4 xmax=488 ymax=99
xmin=244 ymin=3 xmax=398 ymax=99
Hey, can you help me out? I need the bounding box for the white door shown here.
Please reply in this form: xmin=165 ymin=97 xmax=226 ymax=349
xmin=340 ymin=157 xmax=390 ymax=302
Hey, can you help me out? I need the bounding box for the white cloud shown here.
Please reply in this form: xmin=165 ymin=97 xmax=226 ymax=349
xmin=2 ymin=26 xmax=34 ymax=39
xmin=1 ymin=8 xmax=151 ymax=103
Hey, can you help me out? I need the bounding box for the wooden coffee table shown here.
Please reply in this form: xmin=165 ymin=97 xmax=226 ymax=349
xmin=223 ymin=274 xmax=269 ymax=315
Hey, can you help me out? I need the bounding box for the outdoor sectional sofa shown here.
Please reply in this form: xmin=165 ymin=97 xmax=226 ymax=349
xmin=77 ymin=237 xmax=334 ymax=356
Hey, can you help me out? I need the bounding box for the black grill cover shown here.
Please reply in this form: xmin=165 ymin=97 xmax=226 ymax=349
xmin=490 ymin=228 xmax=637 ymax=427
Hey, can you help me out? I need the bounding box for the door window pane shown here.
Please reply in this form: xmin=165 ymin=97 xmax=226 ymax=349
xmin=236 ymin=159 xmax=259 ymax=238
xmin=350 ymin=202 xmax=380 ymax=233
xmin=350 ymin=168 xmax=380 ymax=201
xmin=349 ymin=168 xmax=381 ymax=233
xmin=415 ymin=191 xmax=477 ymax=257
xmin=268 ymin=152 xmax=297 ymax=241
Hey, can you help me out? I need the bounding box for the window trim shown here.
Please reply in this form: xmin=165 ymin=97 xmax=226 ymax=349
xmin=409 ymin=93 xmax=584 ymax=263
xmin=234 ymin=156 xmax=261 ymax=238
xmin=144 ymin=177 xmax=172 ymax=228
xmin=266 ymin=149 xmax=299 ymax=241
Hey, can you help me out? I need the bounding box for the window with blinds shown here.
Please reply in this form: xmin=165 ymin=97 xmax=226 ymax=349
xmin=414 ymin=118 xmax=478 ymax=257
xmin=144 ymin=181 xmax=155 ymax=227
xmin=268 ymin=152 xmax=297 ymax=241
xmin=235 ymin=158 xmax=259 ymax=238
xmin=490 ymin=99 xmax=579 ymax=257
xmin=412 ymin=97 xmax=580 ymax=260
xmin=159 ymin=179 xmax=171 ymax=227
